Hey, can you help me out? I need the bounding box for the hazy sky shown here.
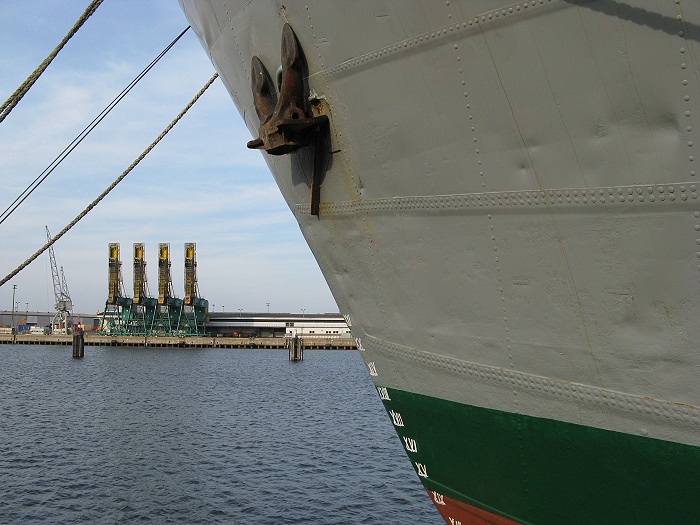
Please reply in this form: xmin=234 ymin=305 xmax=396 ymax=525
xmin=0 ymin=1 xmax=338 ymax=315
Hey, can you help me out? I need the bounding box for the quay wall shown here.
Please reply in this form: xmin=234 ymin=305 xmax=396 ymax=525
xmin=0 ymin=333 xmax=356 ymax=350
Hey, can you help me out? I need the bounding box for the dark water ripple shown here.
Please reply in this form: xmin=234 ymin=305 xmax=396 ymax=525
xmin=0 ymin=346 xmax=442 ymax=524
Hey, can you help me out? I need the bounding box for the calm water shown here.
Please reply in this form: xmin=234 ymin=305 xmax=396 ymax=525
xmin=0 ymin=346 xmax=442 ymax=525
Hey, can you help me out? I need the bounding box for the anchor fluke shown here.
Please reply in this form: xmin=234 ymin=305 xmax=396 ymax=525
xmin=247 ymin=24 xmax=328 ymax=156
xmin=250 ymin=55 xmax=276 ymax=124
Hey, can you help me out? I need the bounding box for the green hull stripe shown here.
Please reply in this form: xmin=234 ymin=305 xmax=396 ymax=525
xmin=382 ymin=387 xmax=700 ymax=525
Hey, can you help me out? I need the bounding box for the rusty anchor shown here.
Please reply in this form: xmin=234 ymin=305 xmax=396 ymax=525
xmin=247 ymin=24 xmax=329 ymax=215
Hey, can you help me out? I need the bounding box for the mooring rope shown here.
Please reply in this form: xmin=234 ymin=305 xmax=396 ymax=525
xmin=0 ymin=26 xmax=191 ymax=226
xmin=0 ymin=72 xmax=219 ymax=288
xmin=0 ymin=0 xmax=105 ymax=124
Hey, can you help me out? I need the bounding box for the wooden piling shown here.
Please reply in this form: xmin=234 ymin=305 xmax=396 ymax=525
xmin=72 ymin=330 xmax=84 ymax=358
xmin=287 ymin=334 xmax=303 ymax=361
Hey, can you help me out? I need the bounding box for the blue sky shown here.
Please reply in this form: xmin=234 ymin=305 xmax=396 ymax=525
xmin=0 ymin=1 xmax=337 ymax=315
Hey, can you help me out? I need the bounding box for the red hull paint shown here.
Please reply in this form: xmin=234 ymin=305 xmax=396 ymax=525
xmin=428 ymin=490 xmax=522 ymax=525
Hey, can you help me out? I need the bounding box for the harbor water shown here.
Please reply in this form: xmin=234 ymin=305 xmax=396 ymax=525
xmin=0 ymin=345 xmax=442 ymax=524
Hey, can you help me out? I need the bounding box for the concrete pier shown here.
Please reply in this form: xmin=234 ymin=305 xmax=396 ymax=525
xmin=0 ymin=333 xmax=356 ymax=350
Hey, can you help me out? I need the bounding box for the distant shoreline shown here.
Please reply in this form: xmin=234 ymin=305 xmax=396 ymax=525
xmin=0 ymin=333 xmax=356 ymax=350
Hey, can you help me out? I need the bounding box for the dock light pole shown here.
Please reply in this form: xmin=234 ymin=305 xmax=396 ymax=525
xmin=301 ymin=309 xmax=305 ymax=317
xmin=25 ymin=302 xmax=28 ymax=312
xmin=222 ymin=305 xmax=224 ymax=312
xmin=238 ymin=309 xmax=242 ymax=317
xmin=11 ymin=285 xmax=16 ymax=343
xmin=266 ymin=302 xmax=270 ymax=313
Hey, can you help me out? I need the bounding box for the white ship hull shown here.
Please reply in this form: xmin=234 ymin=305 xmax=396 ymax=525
xmin=181 ymin=1 xmax=700 ymax=523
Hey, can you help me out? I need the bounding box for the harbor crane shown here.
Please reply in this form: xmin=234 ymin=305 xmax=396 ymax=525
xmin=128 ymin=243 xmax=157 ymax=334
xmin=100 ymin=243 xmax=130 ymax=334
xmin=46 ymin=226 xmax=73 ymax=334
xmin=181 ymin=242 xmax=208 ymax=335
xmin=152 ymin=243 xmax=182 ymax=335
xmin=98 ymin=242 xmax=207 ymax=336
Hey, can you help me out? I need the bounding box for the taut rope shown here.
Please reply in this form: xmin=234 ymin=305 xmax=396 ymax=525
xmin=0 ymin=0 xmax=105 ymax=124
xmin=0 ymin=26 xmax=191 ymax=226
xmin=0 ymin=73 xmax=219 ymax=288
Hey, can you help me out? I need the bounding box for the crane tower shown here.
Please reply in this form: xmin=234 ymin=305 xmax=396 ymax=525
xmin=133 ymin=243 xmax=147 ymax=304
xmin=158 ymin=243 xmax=173 ymax=304
xmin=181 ymin=243 xmax=209 ymax=335
xmin=100 ymin=243 xmax=132 ymax=334
xmin=107 ymin=243 xmax=125 ymax=305
xmin=127 ymin=243 xmax=157 ymax=335
xmin=46 ymin=226 xmax=73 ymax=334
xmin=184 ymin=242 xmax=198 ymax=305
xmin=152 ymin=243 xmax=182 ymax=335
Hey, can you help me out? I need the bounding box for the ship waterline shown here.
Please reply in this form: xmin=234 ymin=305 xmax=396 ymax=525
xmin=381 ymin=386 xmax=699 ymax=524
xmin=180 ymin=1 xmax=700 ymax=523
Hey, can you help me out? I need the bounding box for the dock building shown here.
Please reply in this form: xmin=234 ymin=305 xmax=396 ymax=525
xmin=206 ymin=312 xmax=351 ymax=339
xmin=0 ymin=310 xmax=350 ymax=339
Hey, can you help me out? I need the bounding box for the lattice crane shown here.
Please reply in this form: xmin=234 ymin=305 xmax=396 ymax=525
xmin=46 ymin=226 xmax=73 ymax=334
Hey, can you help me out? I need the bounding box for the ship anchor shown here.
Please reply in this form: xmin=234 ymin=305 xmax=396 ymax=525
xmin=247 ymin=24 xmax=329 ymax=216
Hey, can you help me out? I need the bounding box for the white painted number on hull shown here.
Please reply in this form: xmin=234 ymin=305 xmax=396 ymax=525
xmin=403 ymin=436 xmax=418 ymax=453
xmin=449 ymin=518 xmax=462 ymax=525
xmin=389 ymin=410 xmax=404 ymax=427
xmin=432 ymin=491 xmax=446 ymax=505
xmin=416 ymin=462 xmax=428 ymax=478
xmin=377 ymin=386 xmax=391 ymax=400
xmin=367 ymin=361 xmax=378 ymax=376
xmin=355 ymin=338 xmax=364 ymax=351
